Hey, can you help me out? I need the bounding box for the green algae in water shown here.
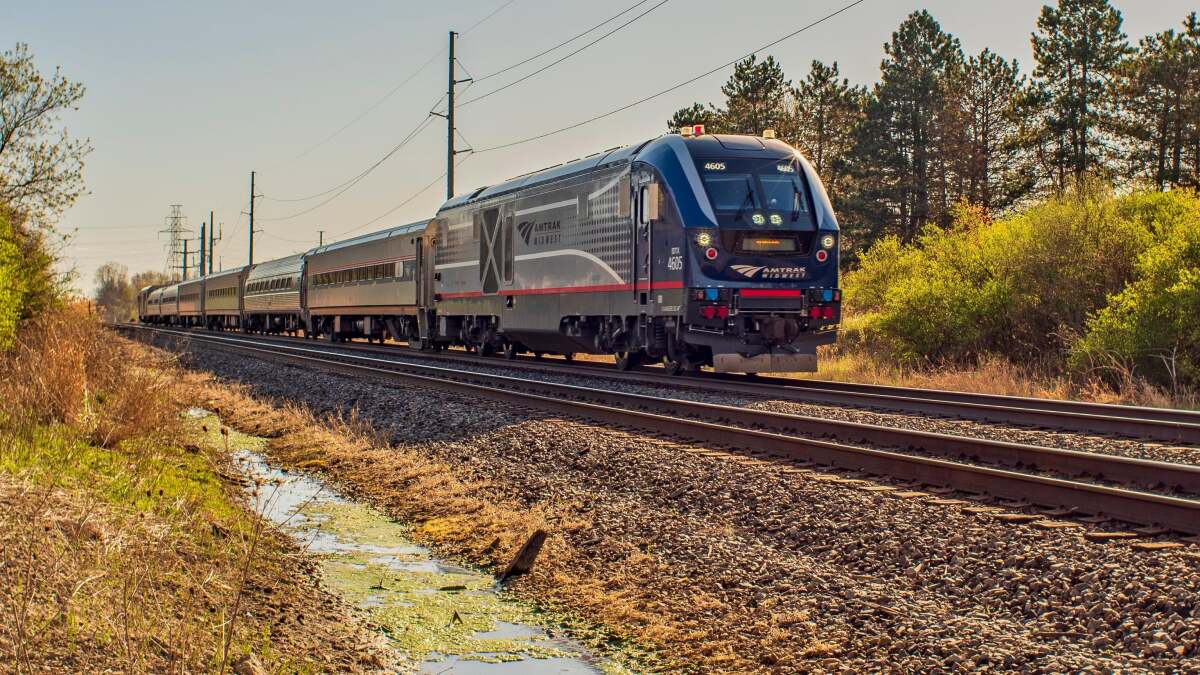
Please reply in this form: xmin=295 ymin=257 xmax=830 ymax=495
xmin=213 ymin=416 xmax=643 ymax=673
xmin=294 ymin=488 xmax=574 ymax=664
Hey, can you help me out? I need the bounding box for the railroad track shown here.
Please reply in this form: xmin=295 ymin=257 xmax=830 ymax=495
xmin=122 ymin=323 xmax=1200 ymax=444
xmin=123 ymin=324 xmax=1200 ymax=535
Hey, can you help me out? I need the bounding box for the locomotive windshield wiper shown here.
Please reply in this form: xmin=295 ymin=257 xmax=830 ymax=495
xmin=733 ymin=178 xmax=756 ymax=222
xmin=792 ymin=185 xmax=803 ymax=222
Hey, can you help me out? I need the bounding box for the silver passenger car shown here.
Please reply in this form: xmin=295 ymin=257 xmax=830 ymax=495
xmin=243 ymin=254 xmax=306 ymax=334
xmin=305 ymin=221 xmax=426 ymax=342
xmin=203 ymin=266 xmax=247 ymax=330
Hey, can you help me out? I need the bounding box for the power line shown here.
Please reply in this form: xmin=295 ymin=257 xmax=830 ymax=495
xmin=263 ymin=97 xmax=445 ymax=204
xmin=274 ymin=53 xmax=445 ymax=167
xmin=459 ymin=0 xmax=670 ymax=108
xmin=462 ymin=0 xmax=517 ymax=35
xmin=474 ymin=0 xmax=868 ymax=154
xmin=472 ymin=0 xmax=650 ymax=84
xmin=334 ymin=154 xmax=472 ymax=239
xmin=260 ymin=113 xmax=438 ymax=221
xmin=264 ymin=0 xmax=514 ymax=168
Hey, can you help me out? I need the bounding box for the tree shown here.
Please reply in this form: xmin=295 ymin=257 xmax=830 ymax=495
xmin=946 ymin=49 xmax=1035 ymax=212
xmin=0 ymin=203 xmax=59 ymax=349
xmin=666 ymin=102 xmax=728 ymax=133
xmin=844 ymin=11 xmax=964 ymax=247
xmin=131 ymin=269 xmax=172 ymax=292
xmin=0 ymin=43 xmax=91 ymax=225
xmin=94 ymin=262 xmax=135 ymax=321
xmin=1030 ymin=0 xmax=1130 ymax=189
xmin=721 ymin=55 xmax=792 ymax=136
xmin=1114 ymin=13 xmax=1200 ymax=190
xmin=789 ymin=61 xmax=865 ymax=202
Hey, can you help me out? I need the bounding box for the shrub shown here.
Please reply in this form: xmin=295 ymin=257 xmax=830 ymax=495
xmin=842 ymin=184 xmax=1189 ymax=369
xmin=1071 ymin=195 xmax=1200 ymax=390
xmin=0 ymin=204 xmax=61 ymax=350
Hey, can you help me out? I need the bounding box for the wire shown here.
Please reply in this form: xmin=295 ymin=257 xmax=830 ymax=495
xmin=259 ymin=231 xmax=318 ymax=245
xmin=462 ymin=0 xmax=517 ymax=35
xmin=264 ymin=95 xmax=445 ymax=204
xmin=334 ymin=154 xmax=473 ymax=239
xmin=473 ymin=0 xmax=650 ymax=84
xmin=474 ymin=0 xmax=868 ymax=154
xmin=260 ymin=113 xmax=437 ymax=221
xmin=459 ymin=0 xmax=670 ymax=108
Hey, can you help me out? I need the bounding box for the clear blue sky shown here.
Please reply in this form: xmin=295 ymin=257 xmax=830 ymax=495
xmin=5 ymin=0 xmax=1196 ymax=293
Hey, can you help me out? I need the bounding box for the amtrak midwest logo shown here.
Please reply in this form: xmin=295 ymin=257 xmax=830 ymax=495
xmin=732 ymin=264 xmax=807 ymax=280
xmin=518 ymin=219 xmax=562 ymax=246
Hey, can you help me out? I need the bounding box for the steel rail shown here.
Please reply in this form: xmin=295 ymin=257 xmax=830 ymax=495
xmin=121 ymin=323 xmax=1200 ymax=444
xmin=125 ymin=324 xmax=1200 ymax=534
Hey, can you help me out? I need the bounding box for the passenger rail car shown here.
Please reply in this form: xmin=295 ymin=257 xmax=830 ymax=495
xmin=305 ymin=222 xmax=425 ymax=343
xmin=177 ymin=278 xmax=204 ymax=327
xmin=158 ymin=284 xmax=179 ymax=324
xmin=204 ymin=266 xmax=247 ymax=330
xmin=244 ymin=255 xmax=305 ymax=334
xmin=423 ymin=131 xmax=840 ymax=373
xmin=136 ymin=284 xmax=162 ymax=323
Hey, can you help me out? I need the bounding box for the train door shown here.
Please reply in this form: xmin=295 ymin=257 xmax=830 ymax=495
xmin=633 ymin=172 xmax=659 ymax=306
xmin=415 ymin=225 xmax=437 ymax=342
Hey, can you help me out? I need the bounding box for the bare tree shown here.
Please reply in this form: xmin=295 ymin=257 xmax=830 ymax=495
xmin=94 ymin=262 xmax=134 ymax=321
xmin=0 ymin=43 xmax=91 ymax=224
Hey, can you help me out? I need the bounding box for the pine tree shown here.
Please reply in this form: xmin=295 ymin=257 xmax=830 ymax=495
xmin=1114 ymin=12 xmax=1200 ymax=189
xmin=720 ymin=55 xmax=792 ymax=136
xmin=665 ymin=102 xmax=728 ymax=134
xmin=1031 ymin=0 xmax=1130 ymax=189
xmin=946 ymin=49 xmax=1034 ymax=212
xmin=844 ymin=11 xmax=963 ymax=246
xmin=789 ymin=60 xmax=866 ymax=201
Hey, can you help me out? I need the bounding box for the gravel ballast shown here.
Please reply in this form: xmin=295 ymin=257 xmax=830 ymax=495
xmin=178 ymin=341 xmax=1200 ymax=672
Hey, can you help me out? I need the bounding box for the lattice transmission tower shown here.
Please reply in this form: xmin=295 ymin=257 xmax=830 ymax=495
xmin=159 ymin=205 xmax=191 ymax=280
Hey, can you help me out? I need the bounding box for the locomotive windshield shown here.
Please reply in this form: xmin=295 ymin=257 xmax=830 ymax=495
xmin=695 ymin=157 xmax=816 ymax=230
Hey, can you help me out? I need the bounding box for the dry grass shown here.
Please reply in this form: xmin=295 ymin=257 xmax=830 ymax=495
xmin=185 ymin=373 xmax=712 ymax=672
xmin=794 ymin=346 xmax=1200 ymax=409
xmin=0 ymin=306 xmax=389 ymax=672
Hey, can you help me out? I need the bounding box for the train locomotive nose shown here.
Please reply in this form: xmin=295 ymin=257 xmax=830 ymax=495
xmin=760 ymin=316 xmax=800 ymax=345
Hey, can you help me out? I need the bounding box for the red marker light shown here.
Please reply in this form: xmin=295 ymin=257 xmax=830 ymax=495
xmin=822 ymin=306 xmax=835 ymax=320
xmin=815 ymin=249 xmax=828 ymax=262
xmin=704 ymin=247 xmax=718 ymax=260
xmin=693 ymin=124 xmax=705 ymax=136
xmin=716 ymin=306 xmax=730 ymax=319
xmin=809 ymin=307 xmax=821 ymax=319
xmin=701 ymin=306 xmax=716 ymax=319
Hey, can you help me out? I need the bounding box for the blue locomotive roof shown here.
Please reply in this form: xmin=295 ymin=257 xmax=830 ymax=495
xmin=437 ymin=134 xmax=798 ymax=214
xmin=308 ymin=219 xmax=429 ymax=257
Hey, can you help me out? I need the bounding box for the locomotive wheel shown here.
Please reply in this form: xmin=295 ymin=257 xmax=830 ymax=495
xmin=561 ymin=352 xmax=575 ymax=362
xmin=662 ymin=357 xmax=686 ymax=376
xmin=502 ymin=342 xmax=519 ymax=360
xmin=533 ymin=351 xmax=544 ymax=360
xmin=614 ymin=350 xmax=642 ymax=371
xmin=479 ymin=341 xmax=496 ymax=357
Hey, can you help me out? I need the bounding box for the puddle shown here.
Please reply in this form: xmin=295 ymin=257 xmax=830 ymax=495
xmin=199 ymin=413 xmax=626 ymax=673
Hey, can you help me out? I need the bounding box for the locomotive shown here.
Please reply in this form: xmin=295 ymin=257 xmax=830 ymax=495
xmin=138 ymin=128 xmax=841 ymax=374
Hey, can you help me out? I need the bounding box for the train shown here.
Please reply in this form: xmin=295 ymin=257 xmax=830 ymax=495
xmin=138 ymin=128 xmax=841 ymax=374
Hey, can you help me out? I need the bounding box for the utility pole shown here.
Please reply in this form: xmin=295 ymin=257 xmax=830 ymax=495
xmin=209 ymin=209 xmax=216 ymax=274
xmin=248 ymin=171 xmax=257 ymax=266
xmin=318 ymin=230 xmax=324 ymax=246
xmin=447 ymin=31 xmax=456 ymax=199
xmin=199 ymin=222 xmax=206 ymax=278
xmin=181 ymin=239 xmax=190 ymax=280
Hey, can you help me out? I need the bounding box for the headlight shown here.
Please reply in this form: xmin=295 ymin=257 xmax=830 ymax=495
xmin=821 ymin=234 xmax=836 ymax=249
xmin=769 ymin=214 xmax=783 ymax=225
xmin=694 ymin=231 xmax=713 ymax=247
xmin=751 ymin=213 xmax=765 ymax=225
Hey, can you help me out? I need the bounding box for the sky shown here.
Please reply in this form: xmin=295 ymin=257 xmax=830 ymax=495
xmin=5 ymin=0 xmax=1197 ymax=294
